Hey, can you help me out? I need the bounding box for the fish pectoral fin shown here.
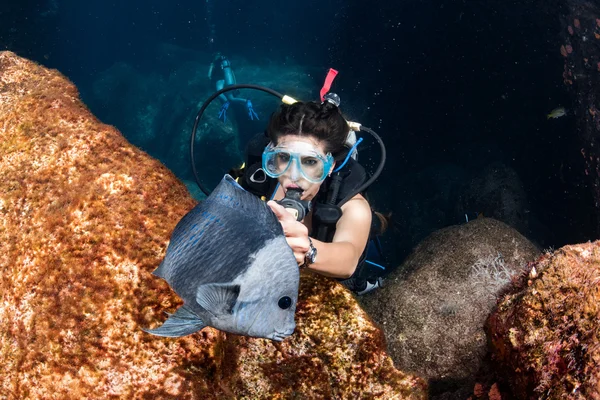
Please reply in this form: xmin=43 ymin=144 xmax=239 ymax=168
xmin=143 ymin=306 xmax=206 ymax=337
xmin=196 ymin=282 xmax=240 ymax=317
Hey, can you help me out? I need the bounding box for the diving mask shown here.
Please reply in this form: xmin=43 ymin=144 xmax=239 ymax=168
xmin=262 ymin=142 xmax=334 ymax=184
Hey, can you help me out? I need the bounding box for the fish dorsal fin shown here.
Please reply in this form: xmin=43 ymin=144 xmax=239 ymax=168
xmin=196 ymin=282 xmax=240 ymax=317
xmin=210 ymin=175 xmax=282 ymax=235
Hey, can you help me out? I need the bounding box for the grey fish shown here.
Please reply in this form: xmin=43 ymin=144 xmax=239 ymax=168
xmin=144 ymin=174 xmax=299 ymax=341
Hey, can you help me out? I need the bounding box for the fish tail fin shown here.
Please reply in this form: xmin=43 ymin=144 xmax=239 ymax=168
xmin=143 ymin=306 xmax=206 ymax=337
xmin=546 ymin=114 xmax=551 ymax=119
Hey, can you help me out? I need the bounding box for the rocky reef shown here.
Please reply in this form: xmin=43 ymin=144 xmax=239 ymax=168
xmin=486 ymin=241 xmax=600 ymax=399
xmin=359 ymin=218 xmax=540 ymax=398
xmin=0 ymin=51 xmax=426 ymax=399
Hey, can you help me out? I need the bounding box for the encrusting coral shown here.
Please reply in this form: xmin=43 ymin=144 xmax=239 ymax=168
xmin=486 ymin=241 xmax=600 ymax=399
xmin=0 ymin=51 xmax=426 ymax=399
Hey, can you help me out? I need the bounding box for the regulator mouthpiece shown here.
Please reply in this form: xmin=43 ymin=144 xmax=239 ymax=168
xmin=276 ymin=188 xmax=311 ymax=221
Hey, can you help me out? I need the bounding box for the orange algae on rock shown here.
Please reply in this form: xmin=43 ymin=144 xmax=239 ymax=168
xmin=228 ymin=273 xmax=427 ymax=399
xmin=0 ymin=52 xmax=426 ymax=399
xmin=0 ymin=51 xmax=219 ymax=399
xmin=486 ymin=241 xmax=600 ymax=399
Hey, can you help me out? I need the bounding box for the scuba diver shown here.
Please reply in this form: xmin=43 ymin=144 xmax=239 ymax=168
xmin=261 ymin=99 xmax=386 ymax=294
xmin=191 ymin=70 xmax=388 ymax=295
xmin=208 ymin=53 xmax=259 ymax=122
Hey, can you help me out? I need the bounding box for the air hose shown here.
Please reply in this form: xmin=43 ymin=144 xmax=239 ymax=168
xmin=190 ymin=84 xmax=386 ymax=206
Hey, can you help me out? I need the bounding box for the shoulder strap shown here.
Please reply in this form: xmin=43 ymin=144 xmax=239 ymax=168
xmin=311 ymin=158 xmax=368 ymax=242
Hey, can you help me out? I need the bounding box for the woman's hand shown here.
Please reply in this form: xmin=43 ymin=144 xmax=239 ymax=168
xmin=267 ymin=201 xmax=310 ymax=265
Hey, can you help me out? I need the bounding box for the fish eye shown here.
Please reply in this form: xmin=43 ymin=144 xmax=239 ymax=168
xmin=278 ymin=296 xmax=292 ymax=310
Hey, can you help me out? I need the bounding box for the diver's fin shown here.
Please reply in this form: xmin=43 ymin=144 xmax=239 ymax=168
xmin=143 ymin=306 xmax=206 ymax=337
xmin=196 ymin=282 xmax=240 ymax=317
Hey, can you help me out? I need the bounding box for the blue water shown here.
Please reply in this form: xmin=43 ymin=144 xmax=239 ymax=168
xmin=1 ymin=0 xmax=596 ymax=267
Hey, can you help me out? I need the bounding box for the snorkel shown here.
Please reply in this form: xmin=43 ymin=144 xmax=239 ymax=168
xmin=189 ymin=70 xmax=387 ymax=212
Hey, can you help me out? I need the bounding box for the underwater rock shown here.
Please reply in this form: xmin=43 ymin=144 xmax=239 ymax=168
xmin=486 ymin=241 xmax=600 ymax=399
xmin=229 ymin=272 xmax=427 ymax=399
xmin=0 ymin=51 xmax=426 ymax=399
xmin=359 ymin=218 xmax=540 ymax=398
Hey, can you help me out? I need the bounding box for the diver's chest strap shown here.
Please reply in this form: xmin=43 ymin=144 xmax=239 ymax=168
xmin=312 ymin=203 xmax=342 ymax=242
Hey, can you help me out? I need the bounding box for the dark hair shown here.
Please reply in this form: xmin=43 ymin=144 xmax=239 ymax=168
xmin=266 ymin=101 xmax=349 ymax=155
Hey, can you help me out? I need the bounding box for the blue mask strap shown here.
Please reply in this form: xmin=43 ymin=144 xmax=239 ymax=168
xmin=333 ymin=137 xmax=363 ymax=172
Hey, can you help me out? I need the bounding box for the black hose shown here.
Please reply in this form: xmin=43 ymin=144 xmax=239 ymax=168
xmin=326 ymin=173 xmax=343 ymax=205
xmin=190 ymin=85 xmax=386 ymax=204
xmin=190 ymin=84 xmax=284 ymax=196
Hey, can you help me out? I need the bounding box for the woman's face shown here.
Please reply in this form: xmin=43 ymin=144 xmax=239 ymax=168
xmin=275 ymin=135 xmax=334 ymax=201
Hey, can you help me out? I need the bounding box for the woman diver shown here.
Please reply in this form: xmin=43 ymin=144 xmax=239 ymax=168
xmin=191 ymin=73 xmax=387 ymax=295
xmin=259 ymin=98 xmax=384 ymax=294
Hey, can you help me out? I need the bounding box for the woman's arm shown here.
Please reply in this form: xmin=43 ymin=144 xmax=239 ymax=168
xmin=308 ymin=194 xmax=372 ymax=278
xmin=267 ymin=194 xmax=372 ymax=279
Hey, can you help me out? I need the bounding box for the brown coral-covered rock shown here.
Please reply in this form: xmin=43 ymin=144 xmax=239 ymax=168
xmin=486 ymin=241 xmax=600 ymax=400
xmin=0 ymin=52 xmax=426 ymax=399
xmin=226 ymin=272 xmax=427 ymax=399
xmin=359 ymin=218 xmax=540 ymax=397
xmin=0 ymin=50 xmax=217 ymax=399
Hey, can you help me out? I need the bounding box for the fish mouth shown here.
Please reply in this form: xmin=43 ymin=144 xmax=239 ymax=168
xmin=269 ymin=328 xmax=295 ymax=342
xmin=271 ymin=334 xmax=286 ymax=342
